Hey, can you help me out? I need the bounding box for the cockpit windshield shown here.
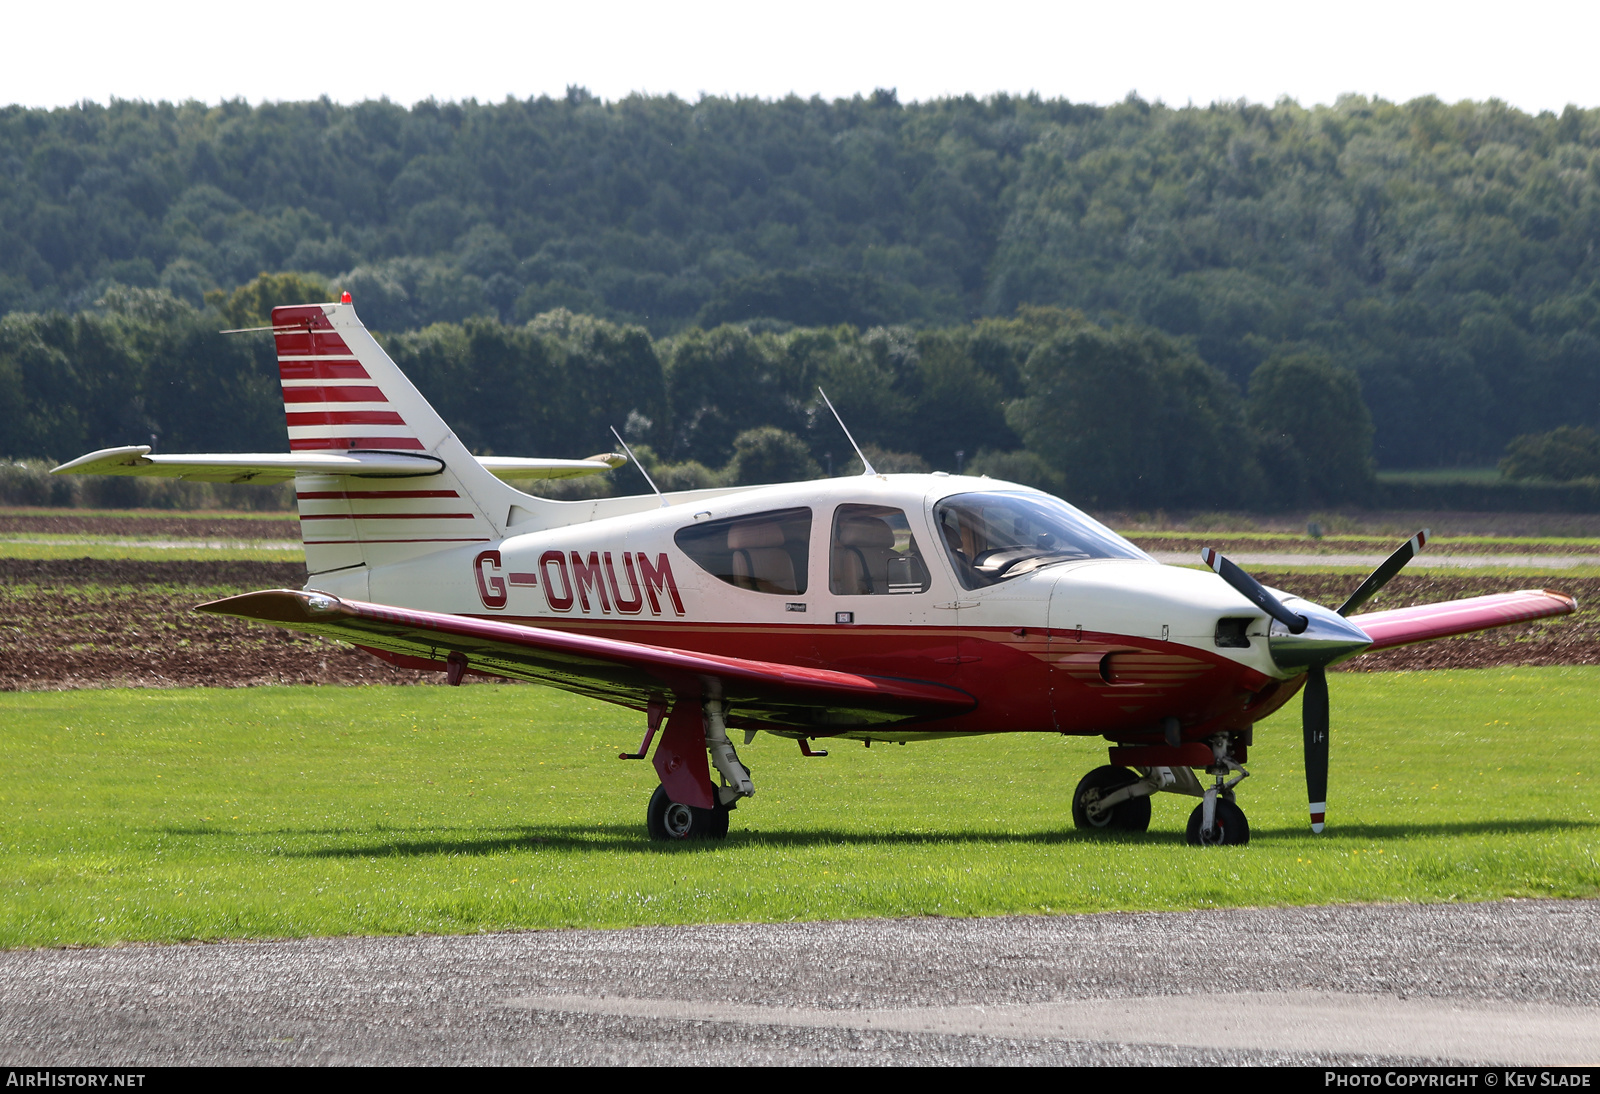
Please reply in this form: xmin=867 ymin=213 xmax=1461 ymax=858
xmin=933 ymin=491 xmax=1151 ymax=588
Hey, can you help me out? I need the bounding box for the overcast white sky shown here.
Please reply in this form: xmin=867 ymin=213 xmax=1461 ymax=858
xmin=5 ymin=0 xmax=1594 ymax=114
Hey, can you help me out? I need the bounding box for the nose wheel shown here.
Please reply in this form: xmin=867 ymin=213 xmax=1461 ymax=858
xmin=1186 ymin=798 xmax=1249 ymax=845
xmin=1186 ymin=738 xmax=1251 ymax=845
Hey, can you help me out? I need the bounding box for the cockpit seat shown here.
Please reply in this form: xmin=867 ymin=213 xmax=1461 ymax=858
xmin=832 ymin=516 xmax=896 ymax=595
xmin=729 ymin=522 xmax=796 ymax=594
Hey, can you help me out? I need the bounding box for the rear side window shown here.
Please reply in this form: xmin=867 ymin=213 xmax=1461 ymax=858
xmin=674 ymin=508 xmax=812 ymax=595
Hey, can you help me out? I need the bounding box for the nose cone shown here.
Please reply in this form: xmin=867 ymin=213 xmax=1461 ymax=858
xmin=1268 ymin=601 xmax=1372 ymax=670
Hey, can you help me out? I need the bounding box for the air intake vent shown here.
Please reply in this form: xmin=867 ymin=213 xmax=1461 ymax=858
xmin=1215 ymin=617 xmax=1253 ymax=648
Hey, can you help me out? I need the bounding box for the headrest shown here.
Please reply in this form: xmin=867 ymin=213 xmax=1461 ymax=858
xmin=728 ymin=522 xmax=786 ymax=549
xmin=838 ymin=517 xmax=895 ymax=548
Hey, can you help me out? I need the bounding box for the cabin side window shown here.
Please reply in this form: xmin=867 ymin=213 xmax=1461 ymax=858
xmin=674 ymin=508 xmax=811 ymax=595
xmin=829 ymin=504 xmax=931 ymax=595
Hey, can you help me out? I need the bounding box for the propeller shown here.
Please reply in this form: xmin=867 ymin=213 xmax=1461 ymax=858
xmin=1202 ymin=530 xmax=1430 ymax=833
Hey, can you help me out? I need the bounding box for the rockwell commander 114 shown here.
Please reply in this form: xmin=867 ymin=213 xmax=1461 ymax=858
xmin=53 ymin=297 xmax=1577 ymax=845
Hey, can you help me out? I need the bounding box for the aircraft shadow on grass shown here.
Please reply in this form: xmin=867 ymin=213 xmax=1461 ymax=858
xmin=158 ymin=817 xmax=1597 ymax=859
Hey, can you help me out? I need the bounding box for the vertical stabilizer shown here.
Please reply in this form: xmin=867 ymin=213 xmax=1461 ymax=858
xmin=271 ymin=302 xmax=526 ymax=580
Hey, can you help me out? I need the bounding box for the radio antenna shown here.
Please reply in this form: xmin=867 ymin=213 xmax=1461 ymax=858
xmin=610 ymin=426 xmax=668 ymax=507
xmin=818 ymin=388 xmax=875 ymax=476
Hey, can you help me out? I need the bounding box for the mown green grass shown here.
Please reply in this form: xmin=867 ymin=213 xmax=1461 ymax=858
xmin=2 ymin=669 xmax=1597 ymax=948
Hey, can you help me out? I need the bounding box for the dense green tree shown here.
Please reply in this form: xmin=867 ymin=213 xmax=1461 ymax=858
xmin=1500 ymin=425 xmax=1600 ymax=481
xmin=205 ymin=272 xmax=330 ymax=329
xmin=1006 ymin=322 xmax=1263 ymax=508
xmin=1246 ymin=353 xmax=1376 ymax=505
xmin=726 ymin=427 xmax=822 ymax=485
xmin=662 ymin=325 xmax=810 ymax=465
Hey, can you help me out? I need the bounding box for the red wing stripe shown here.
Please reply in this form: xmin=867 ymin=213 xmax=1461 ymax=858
xmin=279 ymin=361 xmax=370 ymax=380
xmin=299 ymin=512 xmax=478 ymax=520
xmin=286 ymin=411 xmax=407 ymax=427
xmin=289 ymin=437 xmax=425 ymax=451
xmin=283 ymin=386 xmax=388 ymax=404
xmin=297 ymin=490 xmax=460 ymax=500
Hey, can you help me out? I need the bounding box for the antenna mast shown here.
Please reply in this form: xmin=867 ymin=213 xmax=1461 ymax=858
xmin=818 ymin=388 xmax=875 ymax=476
xmin=610 ymin=426 xmax=668 ymax=507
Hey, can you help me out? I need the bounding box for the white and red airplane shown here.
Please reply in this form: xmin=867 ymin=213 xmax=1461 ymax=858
xmin=53 ymin=297 xmax=1578 ymax=845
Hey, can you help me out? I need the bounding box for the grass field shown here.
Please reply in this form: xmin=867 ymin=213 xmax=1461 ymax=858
xmin=2 ymin=670 xmax=1596 ymax=949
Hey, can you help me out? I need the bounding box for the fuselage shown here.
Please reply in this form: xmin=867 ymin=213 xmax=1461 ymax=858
xmin=312 ymin=473 xmax=1300 ymax=743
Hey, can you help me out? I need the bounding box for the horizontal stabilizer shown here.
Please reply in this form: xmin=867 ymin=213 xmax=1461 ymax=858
xmin=1351 ymin=589 xmax=1577 ymax=651
xmin=52 ymin=446 xmax=623 ymax=485
xmin=479 ymin=453 xmax=626 ymax=480
xmin=198 ymin=589 xmax=976 ymax=729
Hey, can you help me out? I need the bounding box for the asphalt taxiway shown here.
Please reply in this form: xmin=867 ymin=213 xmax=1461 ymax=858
xmin=3 ymin=900 xmax=1596 ymax=1065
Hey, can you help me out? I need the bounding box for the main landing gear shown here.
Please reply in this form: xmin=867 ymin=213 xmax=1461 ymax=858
xmin=1071 ymin=731 xmax=1251 ymax=846
xmin=627 ymin=698 xmax=755 ymax=842
xmin=646 ymin=784 xmax=731 ymax=840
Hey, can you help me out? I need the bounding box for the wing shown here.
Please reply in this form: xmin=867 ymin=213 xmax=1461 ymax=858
xmin=53 ymin=446 xmax=622 ymax=485
xmin=197 ymin=589 xmax=976 ymax=730
xmin=1350 ymin=589 xmax=1577 ymax=652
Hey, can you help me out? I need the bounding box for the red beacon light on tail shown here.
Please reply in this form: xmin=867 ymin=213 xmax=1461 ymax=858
xmin=340 ymin=291 xmax=352 ymax=304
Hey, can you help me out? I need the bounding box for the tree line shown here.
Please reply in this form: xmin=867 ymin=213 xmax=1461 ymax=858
xmin=2 ymin=276 xmax=1382 ymax=509
xmin=8 ymin=92 xmax=1600 ymax=471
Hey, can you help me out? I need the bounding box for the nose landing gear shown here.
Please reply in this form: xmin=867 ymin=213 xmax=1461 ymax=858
xmin=1186 ymin=733 xmax=1251 ymax=846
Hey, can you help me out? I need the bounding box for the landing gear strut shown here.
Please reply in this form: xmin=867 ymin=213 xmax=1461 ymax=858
xmin=1185 ymin=732 xmax=1251 ymax=846
xmin=639 ymin=698 xmax=753 ymax=842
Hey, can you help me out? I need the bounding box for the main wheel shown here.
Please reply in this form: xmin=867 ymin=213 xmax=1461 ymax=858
xmin=1071 ymin=765 xmax=1151 ymax=832
xmin=646 ymin=784 xmax=729 ymax=841
xmin=1186 ymin=798 xmax=1250 ymax=846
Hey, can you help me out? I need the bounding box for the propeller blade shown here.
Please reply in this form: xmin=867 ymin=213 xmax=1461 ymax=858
xmin=1303 ymin=664 xmax=1329 ymax=833
xmin=1336 ymin=529 xmax=1430 ymax=617
xmin=1201 ymin=547 xmax=1308 ymax=634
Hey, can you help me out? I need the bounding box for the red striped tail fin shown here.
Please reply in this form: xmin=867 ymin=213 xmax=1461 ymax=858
xmin=270 ymin=301 xmax=525 ymax=588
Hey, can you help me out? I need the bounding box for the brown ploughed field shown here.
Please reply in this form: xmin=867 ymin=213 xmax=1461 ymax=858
xmin=0 ymin=514 xmax=299 ymax=540
xmin=0 ymin=560 xmax=416 ymax=691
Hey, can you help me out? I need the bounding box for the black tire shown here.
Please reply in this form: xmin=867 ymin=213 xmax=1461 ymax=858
xmin=1071 ymin=765 xmax=1152 ymax=832
xmin=1186 ymin=799 xmax=1250 ymax=846
xmin=646 ymin=784 xmax=728 ymax=842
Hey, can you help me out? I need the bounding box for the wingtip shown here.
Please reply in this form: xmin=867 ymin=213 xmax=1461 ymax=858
xmin=194 ymin=589 xmax=343 ymax=623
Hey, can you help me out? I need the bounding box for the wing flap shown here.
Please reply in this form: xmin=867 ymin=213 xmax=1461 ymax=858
xmin=1351 ymin=589 xmax=1577 ymax=652
xmin=197 ymin=589 xmax=975 ymax=729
